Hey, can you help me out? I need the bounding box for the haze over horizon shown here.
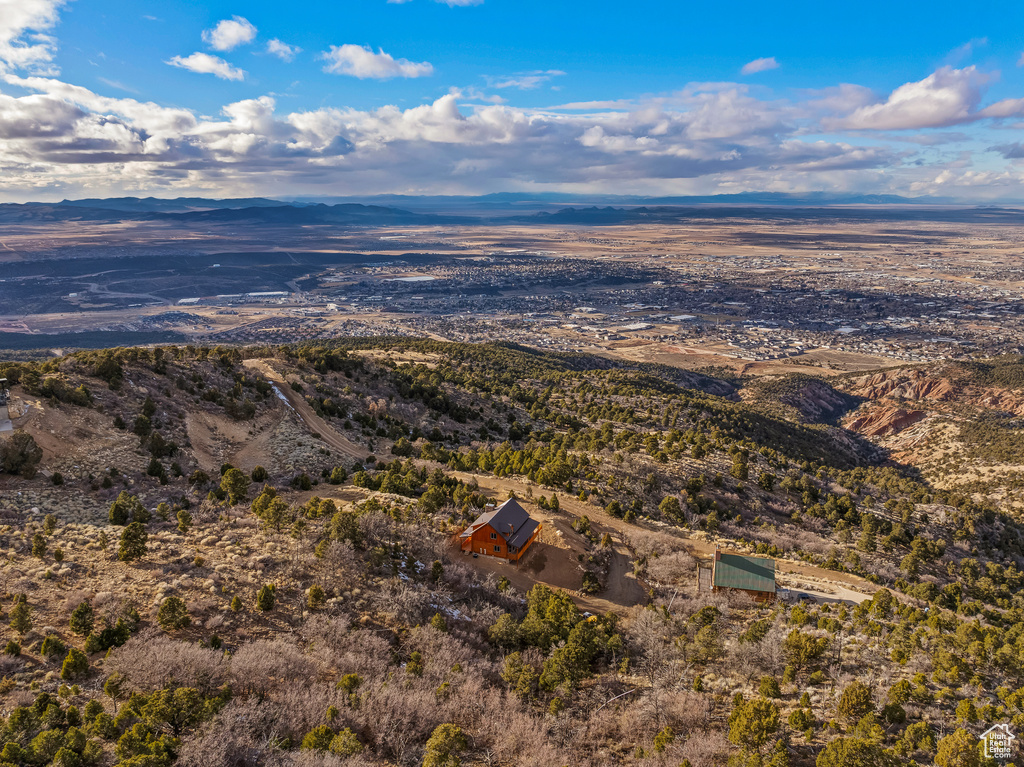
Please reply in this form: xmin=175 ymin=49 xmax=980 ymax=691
xmin=4 ymin=0 xmax=1024 ymax=202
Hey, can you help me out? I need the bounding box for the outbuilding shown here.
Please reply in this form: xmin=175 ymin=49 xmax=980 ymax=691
xmin=708 ymin=547 xmax=776 ymax=602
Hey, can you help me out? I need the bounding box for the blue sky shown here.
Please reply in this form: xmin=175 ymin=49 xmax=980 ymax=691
xmin=2 ymin=0 xmax=1024 ymax=200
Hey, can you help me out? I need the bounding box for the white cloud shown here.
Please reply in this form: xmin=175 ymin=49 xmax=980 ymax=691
xmin=321 ymin=45 xmax=433 ymax=79
xmin=97 ymin=77 xmax=139 ymax=94
xmin=388 ymin=0 xmax=484 ymax=4
xmin=486 ymin=70 xmax=565 ymax=90
xmin=0 ymin=0 xmax=66 ymax=74
xmin=5 ymin=58 xmax=1024 ymax=201
xmin=202 ymin=16 xmax=257 ymax=52
xmin=741 ymin=57 xmax=779 ymax=75
xmin=946 ymin=37 xmax=986 ymax=65
xmin=827 ymin=66 xmax=1002 ymax=130
xmin=267 ymin=39 xmax=300 ymax=62
xmin=166 ymin=52 xmax=246 ymax=81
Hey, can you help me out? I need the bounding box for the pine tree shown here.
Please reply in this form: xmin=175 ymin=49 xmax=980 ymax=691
xmin=256 ymin=584 xmax=275 ymax=612
xmin=117 ymin=522 xmax=148 ymax=563
xmin=221 ymin=468 xmax=251 ymax=505
xmin=728 ymin=696 xmax=780 ymax=756
xmin=9 ymin=601 xmax=31 ymax=634
xmin=307 ymin=585 xmax=326 ymax=610
xmin=69 ymin=601 xmax=94 ymax=636
xmin=176 ymin=510 xmax=192 ymax=534
xmin=422 ymin=723 xmax=468 ymax=767
xmin=61 ymin=648 xmax=88 ymax=680
xmin=157 ymin=597 xmax=191 ymax=630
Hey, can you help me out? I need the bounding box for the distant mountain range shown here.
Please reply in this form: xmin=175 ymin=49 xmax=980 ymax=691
xmin=0 ymin=192 xmax=1019 ymax=227
xmin=0 ymin=200 xmax=456 ymax=226
xmin=285 ymin=191 xmax=971 ymax=208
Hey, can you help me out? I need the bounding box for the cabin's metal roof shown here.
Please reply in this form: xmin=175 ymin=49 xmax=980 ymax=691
xmin=713 ymin=553 xmax=776 ymax=593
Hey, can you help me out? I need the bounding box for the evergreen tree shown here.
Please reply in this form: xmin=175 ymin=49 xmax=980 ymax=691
xmin=176 ymin=510 xmax=192 ymax=534
xmin=117 ymin=522 xmax=148 ymax=563
xmin=838 ymin=681 xmax=875 ymax=722
xmin=9 ymin=600 xmax=31 ymax=634
xmin=156 ymin=597 xmax=191 ymax=631
xmin=728 ymin=696 xmax=780 ymax=756
xmin=60 ymin=649 xmax=88 ymax=681
xmin=422 ymin=723 xmax=468 ymax=767
xmin=934 ymin=729 xmax=984 ymax=767
xmin=69 ymin=601 xmax=94 ymax=636
xmin=256 ymin=584 xmax=275 ymax=612
xmin=220 ymin=468 xmax=251 ymax=505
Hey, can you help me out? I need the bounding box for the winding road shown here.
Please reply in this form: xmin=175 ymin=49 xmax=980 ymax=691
xmin=243 ymin=359 xmax=369 ymax=461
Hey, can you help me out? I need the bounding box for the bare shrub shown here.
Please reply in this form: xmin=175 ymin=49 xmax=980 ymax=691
xmin=371 ymin=578 xmax=435 ymax=625
xmin=668 ymin=729 xmax=731 ymax=767
xmin=230 ymin=639 xmax=316 ymax=697
xmin=60 ymin=590 xmax=92 ymax=614
xmin=316 ymin=541 xmax=359 ymax=590
xmin=360 ymin=682 xmax=440 ymax=764
xmin=300 ymin=614 xmax=353 ymax=655
xmin=107 ymin=632 xmax=228 ymax=694
xmin=177 ymin=699 xmax=282 ymax=767
xmin=474 ymin=694 xmax=563 ymax=767
xmin=646 ymin=550 xmax=697 ymax=587
xmin=357 ymin=510 xmax=395 ymax=551
xmin=406 ymin=624 xmax=495 ymax=684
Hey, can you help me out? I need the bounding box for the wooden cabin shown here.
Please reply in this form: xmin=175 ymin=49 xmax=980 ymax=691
xmin=709 ymin=547 xmax=776 ymax=602
xmin=460 ymin=498 xmax=541 ymax=562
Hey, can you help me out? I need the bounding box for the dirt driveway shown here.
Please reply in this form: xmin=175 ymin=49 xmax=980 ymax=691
xmin=243 ymin=359 xmax=368 ymax=461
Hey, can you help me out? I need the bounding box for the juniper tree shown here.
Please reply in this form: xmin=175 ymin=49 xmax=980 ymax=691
xmin=117 ymin=522 xmax=148 ymax=563
xmin=69 ymin=601 xmax=94 ymax=636
xmin=9 ymin=601 xmax=31 ymax=634
xmin=157 ymin=597 xmax=191 ymax=631
xmin=256 ymin=584 xmax=275 ymax=612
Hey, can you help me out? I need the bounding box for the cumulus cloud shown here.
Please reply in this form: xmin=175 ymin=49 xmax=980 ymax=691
xmin=741 ymin=57 xmax=779 ymax=75
xmin=824 ymin=66 xmax=1013 ymax=130
xmin=0 ymin=0 xmax=66 ymax=74
xmin=486 ymin=70 xmax=565 ymax=90
xmin=267 ymin=39 xmax=300 ymax=62
xmin=0 ymin=71 xmax=899 ymax=199
xmin=4 ymin=56 xmax=1024 ymax=200
xmin=321 ymin=45 xmax=433 ymax=79
xmin=202 ymin=16 xmax=257 ymax=52
xmin=166 ymin=53 xmax=246 ymax=81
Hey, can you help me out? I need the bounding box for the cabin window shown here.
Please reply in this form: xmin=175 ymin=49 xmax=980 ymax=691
xmin=490 ymin=532 xmax=497 ymax=539
xmin=494 ymin=545 xmax=501 ymax=552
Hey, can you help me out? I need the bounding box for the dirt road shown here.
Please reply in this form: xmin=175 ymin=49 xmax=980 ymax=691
xmin=243 ymin=359 xmax=368 ymax=461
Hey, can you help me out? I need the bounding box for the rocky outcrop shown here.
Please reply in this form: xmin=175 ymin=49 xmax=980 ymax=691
xmin=777 ymin=379 xmax=855 ymax=423
xmin=846 ymin=369 xmax=957 ymax=402
xmin=845 ymin=406 xmax=926 ymax=437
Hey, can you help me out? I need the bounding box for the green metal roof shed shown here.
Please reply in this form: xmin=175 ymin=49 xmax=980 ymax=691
xmin=713 ymin=551 xmax=776 ymax=593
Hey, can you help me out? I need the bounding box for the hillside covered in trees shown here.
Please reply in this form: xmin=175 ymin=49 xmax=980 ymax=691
xmin=0 ymin=339 xmax=1019 ymax=767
